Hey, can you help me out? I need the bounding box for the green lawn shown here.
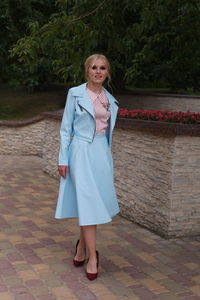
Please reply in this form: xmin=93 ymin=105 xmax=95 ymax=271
xmin=0 ymin=86 xmax=66 ymax=120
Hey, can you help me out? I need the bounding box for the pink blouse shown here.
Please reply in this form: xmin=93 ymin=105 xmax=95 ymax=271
xmin=87 ymin=88 xmax=111 ymax=134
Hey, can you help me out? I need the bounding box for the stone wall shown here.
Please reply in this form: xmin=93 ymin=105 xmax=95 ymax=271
xmin=0 ymin=119 xmax=46 ymax=157
xmin=42 ymin=118 xmax=60 ymax=178
xmin=112 ymin=129 xmax=174 ymax=236
xmin=169 ymin=136 xmax=200 ymax=236
xmin=117 ymin=93 xmax=200 ymax=112
xmin=1 ymin=111 xmax=200 ymax=237
xmin=114 ymin=119 xmax=200 ymax=237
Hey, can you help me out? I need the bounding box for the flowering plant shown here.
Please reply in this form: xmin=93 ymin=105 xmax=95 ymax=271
xmin=118 ymin=108 xmax=200 ymax=124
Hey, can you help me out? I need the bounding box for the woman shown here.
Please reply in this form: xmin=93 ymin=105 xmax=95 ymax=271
xmin=55 ymin=54 xmax=120 ymax=280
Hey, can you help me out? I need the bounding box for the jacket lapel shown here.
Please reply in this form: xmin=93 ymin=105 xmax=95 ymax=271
xmin=103 ymin=89 xmax=119 ymax=146
xmin=72 ymin=83 xmax=95 ymax=118
xmin=104 ymin=89 xmax=119 ymax=131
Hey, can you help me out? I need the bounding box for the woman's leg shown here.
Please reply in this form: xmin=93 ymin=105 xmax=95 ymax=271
xmin=74 ymin=227 xmax=86 ymax=261
xmin=82 ymin=225 xmax=97 ymax=273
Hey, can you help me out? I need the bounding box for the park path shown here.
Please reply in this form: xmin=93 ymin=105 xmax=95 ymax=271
xmin=0 ymin=155 xmax=200 ymax=300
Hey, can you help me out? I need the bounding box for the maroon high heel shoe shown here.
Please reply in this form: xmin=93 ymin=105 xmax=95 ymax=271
xmin=73 ymin=239 xmax=86 ymax=267
xmin=86 ymin=250 xmax=99 ymax=280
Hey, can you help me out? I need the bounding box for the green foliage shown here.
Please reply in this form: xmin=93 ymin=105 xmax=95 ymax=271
xmin=3 ymin=0 xmax=200 ymax=90
xmin=125 ymin=0 xmax=200 ymax=90
xmin=10 ymin=0 xmax=141 ymax=88
xmin=0 ymin=0 xmax=56 ymax=85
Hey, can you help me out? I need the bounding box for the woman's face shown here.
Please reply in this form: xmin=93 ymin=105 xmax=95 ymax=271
xmin=87 ymin=59 xmax=108 ymax=85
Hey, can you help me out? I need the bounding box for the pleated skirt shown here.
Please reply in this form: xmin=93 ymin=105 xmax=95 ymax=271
xmin=55 ymin=134 xmax=120 ymax=225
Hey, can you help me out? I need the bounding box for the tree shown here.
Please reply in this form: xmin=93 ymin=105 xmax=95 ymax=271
xmin=0 ymin=0 xmax=56 ymax=85
xmin=125 ymin=0 xmax=200 ymax=90
xmin=7 ymin=0 xmax=200 ymax=90
xmin=9 ymin=0 xmax=141 ymax=88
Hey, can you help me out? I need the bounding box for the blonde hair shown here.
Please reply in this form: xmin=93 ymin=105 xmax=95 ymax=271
xmin=84 ymin=54 xmax=111 ymax=85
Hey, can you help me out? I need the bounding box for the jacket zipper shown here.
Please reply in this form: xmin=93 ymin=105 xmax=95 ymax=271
xmin=78 ymin=103 xmax=96 ymax=141
xmin=78 ymin=104 xmax=83 ymax=111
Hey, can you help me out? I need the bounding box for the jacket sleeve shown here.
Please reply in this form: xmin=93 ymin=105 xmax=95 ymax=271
xmin=58 ymin=89 xmax=75 ymax=165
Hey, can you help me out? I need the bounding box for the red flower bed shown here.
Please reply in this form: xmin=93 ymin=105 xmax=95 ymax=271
xmin=118 ymin=109 xmax=200 ymax=124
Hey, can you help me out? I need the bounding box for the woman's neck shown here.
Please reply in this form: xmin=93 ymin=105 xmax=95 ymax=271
xmin=87 ymin=82 xmax=102 ymax=94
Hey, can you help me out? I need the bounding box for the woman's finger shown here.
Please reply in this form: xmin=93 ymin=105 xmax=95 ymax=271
xmin=58 ymin=166 xmax=68 ymax=179
xmin=62 ymin=167 xmax=67 ymax=179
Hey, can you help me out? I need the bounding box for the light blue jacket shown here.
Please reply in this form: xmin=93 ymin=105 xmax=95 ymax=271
xmin=58 ymin=82 xmax=119 ymax=165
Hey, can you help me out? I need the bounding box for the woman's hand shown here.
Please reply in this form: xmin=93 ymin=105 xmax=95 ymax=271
xmin=58 ymin=165 xmax=68 ymax=179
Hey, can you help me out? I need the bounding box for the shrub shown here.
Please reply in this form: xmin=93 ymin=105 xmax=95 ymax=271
xmin=118 ymin=108 xmax=200 ymax=124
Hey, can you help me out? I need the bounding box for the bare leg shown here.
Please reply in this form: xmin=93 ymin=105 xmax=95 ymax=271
xmin=74 ymin=227 xmax=86 ymax=261
xmin=82 ymin=225 xmax=97 ymax=273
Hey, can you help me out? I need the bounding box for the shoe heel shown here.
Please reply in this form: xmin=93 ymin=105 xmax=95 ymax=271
xmin=73 ymin=239 xmax=86 ymax=267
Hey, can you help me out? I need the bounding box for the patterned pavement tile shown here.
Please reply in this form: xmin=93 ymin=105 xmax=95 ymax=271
xmin=0 ymin=155 xmax=200 ymax=300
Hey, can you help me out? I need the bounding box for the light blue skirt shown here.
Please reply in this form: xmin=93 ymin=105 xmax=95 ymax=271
xmin=55 ymin=134 xmax=120 ymax=226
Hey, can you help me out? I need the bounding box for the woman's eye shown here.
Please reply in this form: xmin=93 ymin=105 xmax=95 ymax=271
xmin=91 ymin=65 xmax=106 ymax=70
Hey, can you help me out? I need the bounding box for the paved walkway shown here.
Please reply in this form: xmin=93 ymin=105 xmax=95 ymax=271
xmin=0 ymin=155 xmax=200 ymax=300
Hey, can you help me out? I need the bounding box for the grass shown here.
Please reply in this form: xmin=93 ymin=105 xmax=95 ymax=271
xmin=0 ymin=86 xmax=66 ymax=120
